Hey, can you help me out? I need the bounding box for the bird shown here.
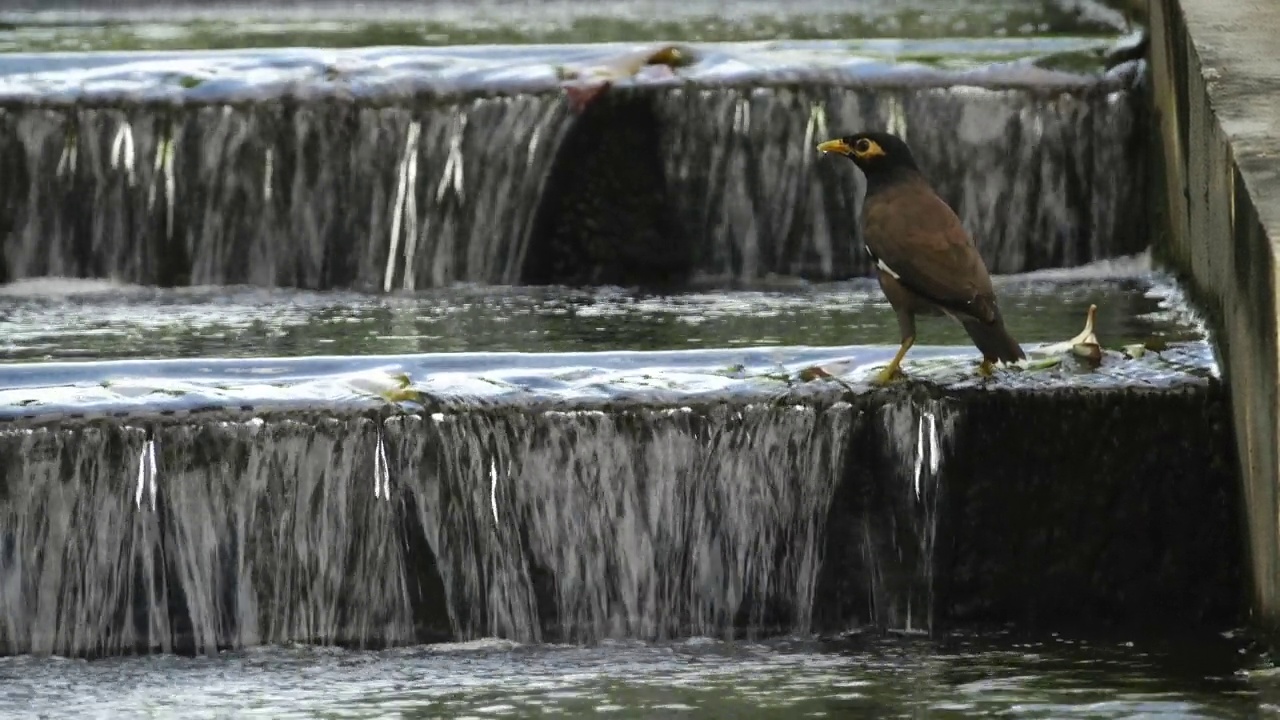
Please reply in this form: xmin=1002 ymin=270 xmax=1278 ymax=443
xmin=816 ymin=131 xmax=1025 ymax=385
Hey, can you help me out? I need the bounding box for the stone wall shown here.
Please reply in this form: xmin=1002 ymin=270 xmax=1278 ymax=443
xmin=1149 ymin=0 xmax=1280 ymax=631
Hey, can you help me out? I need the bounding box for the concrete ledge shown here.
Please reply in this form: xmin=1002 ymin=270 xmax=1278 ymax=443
xmin=1149 ymin=0 xmax=1280 ymax=630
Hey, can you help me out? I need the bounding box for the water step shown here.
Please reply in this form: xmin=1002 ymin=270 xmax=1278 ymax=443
xmin=0 ymin=368 xmax=1240 ymax=657
xmin=0 ymin=269 xmax=1243 ymax=657
xmin=0 ymin=40 xmax=1148 ymax=288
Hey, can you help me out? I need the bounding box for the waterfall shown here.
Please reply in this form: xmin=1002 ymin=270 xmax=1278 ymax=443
xmin=0 ymin=76 xmax=1146 ymax=288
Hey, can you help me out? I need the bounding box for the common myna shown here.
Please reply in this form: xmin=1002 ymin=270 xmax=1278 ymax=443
xmin=817 ymin=131 xmax=1025 ymax=384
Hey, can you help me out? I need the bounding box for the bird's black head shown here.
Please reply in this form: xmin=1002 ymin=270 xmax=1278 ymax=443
xmin=816 ymin=131 xmax=920 ymax=176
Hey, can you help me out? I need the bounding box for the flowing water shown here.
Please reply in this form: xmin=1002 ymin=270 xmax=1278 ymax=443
xmin=0 ymin=0 xmax=1134 ymax=52
xmin=0 ymin=232 xmax=1249 ymax=716
xmin=0 ymin=3 xmax=1247 ymax=717
xmin=0 ymin=633 xmax=1276 ymax=718
xmin=0 ymin=262 xmax=1200 ymax=362
xmin=0 ymin=0 xmax=1148 ymax=289
xmin=0 ymin=265 xmax=1234 ymax=661
xmin=0 ymin=264 xmax=1216 ymax=417
xmin=0 ymin=54 xmax=1147 ymax=287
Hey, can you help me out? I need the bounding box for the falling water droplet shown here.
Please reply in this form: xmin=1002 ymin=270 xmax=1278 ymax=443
xmin=133 ymin=444 xmax=145 ymax=508
xmin=162 ymin=128 xmax=175 ymax=241
xmin=109 ymin=119 xmax=136 ymax=186
xmin=384 ymin=120 xmax=422 ymax=292
xmin=436 ymin=113 xmax=466 ymax=203
xmin=489 ymin=458 xmax=499 ymax=526
xmin=135 ymin=433 xmax=158 ymax=511
xmin=373 ymin=425 xmax=391 ymax=501
xmin=147 ymin=436 xmax=157 ymax=511
xmin=926 ymin=411 xmax=940 ymax=476
xmin=263 ymin=147 xmax=274 ymax=202
xmin=913 ymin=413 xmax=926 ymax=500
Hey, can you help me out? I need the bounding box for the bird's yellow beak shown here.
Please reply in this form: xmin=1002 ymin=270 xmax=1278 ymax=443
xmin=817 ymin=139 xmax=852 ymax=156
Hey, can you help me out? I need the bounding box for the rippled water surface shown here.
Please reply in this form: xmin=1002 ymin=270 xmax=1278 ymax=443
xmin=0 ymin=264 xmax=1215 ymax=417
xmin=0 ymin=269 xmax=1203 ymax=363
xmin=0 ymin=633 xmax=1274 ymax=719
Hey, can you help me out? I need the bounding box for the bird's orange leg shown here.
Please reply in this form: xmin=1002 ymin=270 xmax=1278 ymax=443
xmin=874 ymin=336 xmax=914 ymax=386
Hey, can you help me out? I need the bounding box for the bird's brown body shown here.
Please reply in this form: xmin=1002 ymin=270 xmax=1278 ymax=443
xmin=817 ymin=131 xmax=1024 ymax=383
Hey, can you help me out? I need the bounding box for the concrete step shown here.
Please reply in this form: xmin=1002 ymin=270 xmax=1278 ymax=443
xmin=0 ymin=270 xmax=1243 ymax=656
xmin=0 ymin=38 xmax=1148 ymax=287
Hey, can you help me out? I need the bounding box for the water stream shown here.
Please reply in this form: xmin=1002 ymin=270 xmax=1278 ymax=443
xmin=0 ymin=38 xmax=1147 ymax=286
xmin=0 ymin=4 xmax=1248 ymax=716
xmin=0 ymin=633 xmax=1273 ymax=718
xmin=0 ymin=0 xmax=1135 ymax=52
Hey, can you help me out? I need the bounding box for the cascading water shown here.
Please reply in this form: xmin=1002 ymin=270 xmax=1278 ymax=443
xmin=0 ymin=6 xmax=1263 ymax=716
xmin=858 ymin=397 xmax=955 ymax=634
xmin=0 ymin=401 xmax=855 ymax=657
xmin=0 ymin=95 xmax=571 ymax=289
xmin=656 ymin=82 xmax=1147 ymax=282
xmin=0 ymin=368 xmax=1245 ymax=659
xmin=0 ymin=72 xmax=1146 ymax=288
xmin=0 ymin=416 xmax=420 ymax=657
xmin=395 ymin=403 xmax=855 ymax=643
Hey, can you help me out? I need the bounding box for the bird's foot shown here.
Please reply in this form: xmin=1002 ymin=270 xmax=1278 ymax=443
xmin=976 ymin=359 xmax=995 ymax=378
xmin=873 ymin=364 xmax=907 ymax=386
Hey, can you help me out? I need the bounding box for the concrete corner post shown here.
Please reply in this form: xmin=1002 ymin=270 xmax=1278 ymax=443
xmin=1150 ymin=0 xmax=1280 ymax=631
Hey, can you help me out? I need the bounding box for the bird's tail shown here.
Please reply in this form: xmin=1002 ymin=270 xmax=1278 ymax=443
xmin=961 ymin=311 xmax=1025 ymax=364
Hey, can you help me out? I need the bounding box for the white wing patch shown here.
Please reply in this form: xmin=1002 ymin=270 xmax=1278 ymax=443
xmin=876 ymin=257 xmax=902 ymax=280
xmin=865 ymin=244 xmax=902 ymax=280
